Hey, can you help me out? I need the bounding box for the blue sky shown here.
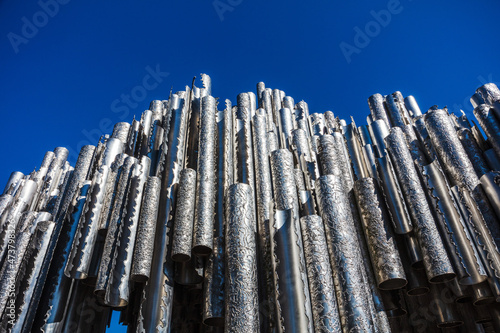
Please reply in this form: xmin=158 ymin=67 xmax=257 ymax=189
xmin=0 ymin=0 xmax=499 ymax=330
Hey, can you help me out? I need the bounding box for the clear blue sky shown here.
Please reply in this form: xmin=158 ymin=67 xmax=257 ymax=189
xmin=0 ymin=0 xmax=499 ymax=331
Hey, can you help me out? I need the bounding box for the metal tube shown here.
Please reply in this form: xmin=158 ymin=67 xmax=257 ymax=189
xmin=354 ymin=177 xmax=406 ymax=290
xmin=171 ymin=168 xmax=197 ymax=262
xmin=385 ymin=127 xmax=455 ymax=283
xmin=299 ymin=214 xmax=342 ymax=333
xmin=270 ymin=149 xmax=313 ymax=333
xmin=192 ymin=95 xmax=217 ymax=255
xmin=368 ymin=93 xmax=390 ymax=128
xmin=224 ymin=183 xmax=260 ymax=333
xmin=131 ymin=176 xmax=161 ymax=281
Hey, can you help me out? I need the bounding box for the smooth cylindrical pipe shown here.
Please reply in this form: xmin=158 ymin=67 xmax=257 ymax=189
xmin=316 ymin=174 xmax=374 ymax=332
xmin=480 ymin=171 xmax=500 ymax=220
xmin=300 ymin=215 xmax=342 ymax=333
xmin=354 ymin=177 xmax=406 ymax=290
xmin=404 ymin=95 xmax=422 ymax=118
xmin=474 ymin=104 xmax=500 ymax=159
xmin=131 ymin=176 xmax=161 ymax=282
xmin=171 ymin=169 xmax=197 ymax=262
xmin=224 ymin=183 xmax=260 ymax=333
xmin=369 ymin=119 xmax=390 ymax=158
xmin=375 ymin=155 xmax=413 ymax=234
xmin=385 ymin=127 xmax=455 ymax=283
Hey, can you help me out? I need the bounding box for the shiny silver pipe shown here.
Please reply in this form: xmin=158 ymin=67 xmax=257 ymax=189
xmin=457 ymin=128 xmax=490 ymax=177
xmin=270 ymin=149 xmax=313 ymax=333
xmin=385 ymin=127 xmax=455 ymax=282
xmin=368 ymin=93 xmax=390 ymax=128
xmin=105 ymin=157 xmax=149 ymax=307
xmin=451 ymin=185 xmax=500 ymax=302
xmin=368 ymin=119 xmax=389 ymax=158
xmin=97 ymin=153 xmax=126 ymax=232
xmin=0 ymin=211 xmax=39 ymax=316
xmin=315 ymin=174 xmax=374 ymax=332
xmin=421 ymin=160 xmax=487 ymax=285
xmin=111 ymin=122 xmax=131 ymax=144
xmin=474 ymin=104 xmax=500 ymax=160
xmin=138 ymin=92 xmax=189 ymax=332
xmin=354 ymin=177 xmax=406 ymax=290
xmin=310 ymin=113 xmax=325 ymax=136
xmin=224 ymin=183 xmax=260 ymax=333
xmin=94 ymin=156 xmax=137 ymax=298
xmin=0 ymin=180 xmax=37 ymax=266
xmin=2 ymin=220 xmax=56 ymax=333
xmin=404 ymin=95 xmax=422 ymax=118
xmin=375 ymin=155 xmax=413 ymax=234
xmin=192 ymin=95 xmax=217 ymax=255
xmin=474 ymin=83 xmax=500 ymax=119
xmin=171 ymin=168 xmax=196 ymax=262
xmin=299 ymin=215 xmax=342 ymax=333
xmin=131 ymin=176 xmax=161 ymax=282
xmin=36 ymin=147 xmax=69 ymax=211
xmin=251 ymin=114 xmax=275 ymax=330
xmin=3 ymin=171 xmax=25 ymax=196
xmin=32 ymin=144 xmax=95 ymax=333
xmin=425 ymin=108 xmax=500 ymax=247
xmin=278 ymin=108 xmax=294 ymax=149
xmin=480 ymin=171 xmax=500 ymax=219
xmin=65 ymin=138 xmax=123 ymax=279
xmin=125 ymin=118 xmax=140 ymax=156
xmin=385 ymin=92 xmax=409 ymax=129
xmin=202 ymin=103 xmax=234 ymax=327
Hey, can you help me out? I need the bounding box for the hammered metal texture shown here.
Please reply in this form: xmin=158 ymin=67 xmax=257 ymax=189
xmin=192 ymin=95 xmax=217 ymax=255
xmin=385 ymin=127 xmax=455 ymax=283
xmin=132 ymin=176 xmax=161 ymax=281
xmin=171 ymin=168 xmax=197 ymax=262
xmin=270 ymin=149 xmax=314 ymax=333
xmin=368 ymin=94 xmax=390 ymax=128
xmin=474 ymin=104 xmax=500 ymax=161
xmin=421 ymin=160 xmax=487 ymax=286
xmin=299 ymin=215 xmax=342 ymax=333
xmin=224 ymin=183 xmax=259 ymax=333
xmin=315 ymin=175 xmax=374 ymax=333
xmin=354 ymin=177 xmax=406 ymax=290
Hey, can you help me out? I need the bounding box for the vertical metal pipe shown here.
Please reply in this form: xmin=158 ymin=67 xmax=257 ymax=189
xmin=385 ymin=127 xmax=455 ymax=283
xmin=354 ymin=177 xmax=406 ymax=290
xmin=315 ymin=174 xmax=374 ymax=332
xmin=224 ymin=183 xmax=260 ymax=333
xmin=192 ymin=95 xmax=217 ymax=255
xmin=299 ymin=215 xmax=342 ymax=333
xmin=171 ymin=168 xmax=197 ymax=262
xmin=270 ymin=149 xmax=313 ymax=333
xmin=368 ymin=94 xmax=390 ymax=128
xmin=131 ymin=176 xmax=161 ymax=282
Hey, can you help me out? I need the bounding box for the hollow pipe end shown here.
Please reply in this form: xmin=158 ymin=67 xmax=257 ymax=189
xmin=171 ymin=253 xmax=191 ymax=262
xmin=192 ymin=245 xmax=213 ymax=256
xmin=429 ymin=273 xmax=456 ymax=284
xmin=379 ymin=278 xmax=407 ymax=291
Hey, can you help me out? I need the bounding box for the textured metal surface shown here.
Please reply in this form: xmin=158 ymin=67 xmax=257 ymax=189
xmin=132 ymin=176 xmax=161 ymax=281
xmin=224 ymin=183 xmax=259 ymax=333
xmin=385 ymin=127 xmax=455 ymax=283
xmin=368 ymin=93 xmax=390 ymax=128
xmin=354 ymin=177 xmax=406 ymax=290
xmin=421 ymin=160 xmax=487 ymax=285
xmin=4 ymin=77 xmax=500 ymax=332
xmin=299 ymin=215 xmax=342 ymax=333
xmin=192 ymin=95 xmax=217 ymax=255
xmin=315 ymin=175 xmax=374 ymax=332
xmin=270 ymin=149 xmax=313 ymax=333
xmin=171 ymin=168 xmax=197 ymax=262
xmin=474 ymin=104 xmax=500 ymax=160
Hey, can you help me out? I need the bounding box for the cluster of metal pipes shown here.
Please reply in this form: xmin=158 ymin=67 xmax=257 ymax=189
xmin=0 ymin=75 xmax=500 ymax=333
